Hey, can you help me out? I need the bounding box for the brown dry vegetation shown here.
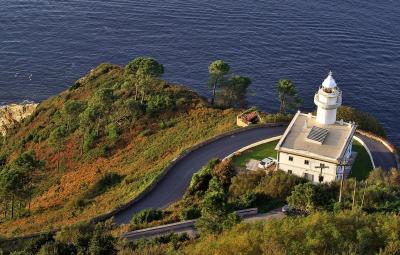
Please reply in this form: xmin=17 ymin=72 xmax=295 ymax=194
xmin=0 ymin=63 xmax=241 ymax=237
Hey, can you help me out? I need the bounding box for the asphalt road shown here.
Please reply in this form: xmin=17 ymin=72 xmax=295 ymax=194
xmin=114 ymin=126 xmax=397 ymax=225
xmin=114 ymin=126 xmax=286 ymax=224
xmin=356 ymin=134 xmax=397 ymax=170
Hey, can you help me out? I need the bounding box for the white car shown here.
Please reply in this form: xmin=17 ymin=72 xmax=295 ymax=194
xmin=282 ymin=205 xmax=290 ymax=214
xmin=257 ymin=157 xmax=275 ymax=169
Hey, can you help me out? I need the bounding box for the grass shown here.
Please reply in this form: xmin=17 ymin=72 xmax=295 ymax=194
xmin=350 ymin=139 xmax=373 ymax=180
xmin=231 ymin=139 xmax=373 ymax=181
xmin=231 ymin=140 xmax=279 ymax=168
xmin=0 ymin=63 xmax=242 ymax=237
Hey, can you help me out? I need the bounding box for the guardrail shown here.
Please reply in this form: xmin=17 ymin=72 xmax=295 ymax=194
xmin=122 ymin=208 xmax=259 ymax=241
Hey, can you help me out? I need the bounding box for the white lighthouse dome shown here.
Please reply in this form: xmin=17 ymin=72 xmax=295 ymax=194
xmin=322 ymin=71 xmax=337 ymax=89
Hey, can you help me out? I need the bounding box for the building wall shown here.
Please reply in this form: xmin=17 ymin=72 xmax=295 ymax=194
xmin=277 ymin=151 xmax=338 ymax=183
xmin=316 ymin=107 xmax=337 ymax=125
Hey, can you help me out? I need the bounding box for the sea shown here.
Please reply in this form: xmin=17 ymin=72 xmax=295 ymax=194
xmin=0 ymin=1 xmax=399 ymax=146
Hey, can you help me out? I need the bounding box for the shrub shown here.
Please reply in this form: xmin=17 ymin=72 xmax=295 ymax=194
xmin=287 ymin=183 xmax=332 ymax=214
xmin=130 ymin=209 xmax=164 ymax=226
xmin=187 ymin=159 xmax=219 ymax=195
xmin=212 ymin=159 xmax=235 ymax=188
xmin=255 ymin=170 xmax=306 ymax=200
xmin=105 ymin=123 xmax=120 ymax=142
xmin=229 ymin=171 xmax=265 ymax=199
xmin=179 ymin=206 xmax=201 ymax=221
xmin=337 ymin=106 xmax=386 ymax=137
xmin=263 ymin=113 xmax=292 ymax=123
xmin=84 ymin=129 xmax=97 ymax=152
xmin=82 ymin=173 xmax=123 ymax=201
xmin=146 ymin=94 xmax=174 ymax=116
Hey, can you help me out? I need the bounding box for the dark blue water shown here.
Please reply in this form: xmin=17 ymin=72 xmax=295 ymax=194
xmin=1 ymin=1 xmax=399 ymax=145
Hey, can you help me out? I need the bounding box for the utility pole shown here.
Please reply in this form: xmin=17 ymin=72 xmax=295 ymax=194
xmin=360 ymin=180 xmax=368 ymax=209
xmin=315 ymin=163 xmax=329 ymax=183
xmin=339 ymin=172 xmax=344 ymax=203
xmin=352 ymin=180 xmax=357 ymax=211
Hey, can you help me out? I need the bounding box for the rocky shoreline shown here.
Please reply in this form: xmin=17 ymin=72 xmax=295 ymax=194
xmin=0 ymin=101 xmax=37 ymax=135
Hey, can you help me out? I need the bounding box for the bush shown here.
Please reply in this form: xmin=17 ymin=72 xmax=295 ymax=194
xmin=185 ymin=211 xmax=400 ymax=255
xmin=179 ymin=206 xmax=201 ymax=220
xmin=105 ymin=123 xmax=120 ymax=142
xmin=82 ymin=173 xmax=123 ymax=201
xmin=130 ymin=209 xmax=164 ymax=226
xmin=287 ymin=183 xmax=332 ymax=214
xmin=263 ymin=113 xmax=292 ymax=123
xmin=337 ymin=106 xmax=386 ymax=137
xmin=187 ymin=159 xmax=218 ymax=195
xmin=84 ymin=129 xmax=97 ymax=152
xmin=255 ymin=170 xmax=306 ymax=200
xmin=146 ymin=94 xmax=174 ymax=116
xmin=212 ymin=159 xmax=235 ymax=188
xmin=229 ymin=171 xmax=265 ymax=199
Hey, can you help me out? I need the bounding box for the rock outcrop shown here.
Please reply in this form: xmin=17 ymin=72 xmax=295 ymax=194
xmin=0 ymin=102 xmax=37 ymax=135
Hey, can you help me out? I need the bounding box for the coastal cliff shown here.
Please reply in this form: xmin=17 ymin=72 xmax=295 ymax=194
xmin=0 ymin=102 xmax=37 ymax=135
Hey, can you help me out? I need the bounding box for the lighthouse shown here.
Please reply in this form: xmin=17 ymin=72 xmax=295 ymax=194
xmin=314 ymin=71 xmax=342 ymax=125
xmin=275 ymin=72 xmax=356 ymax=183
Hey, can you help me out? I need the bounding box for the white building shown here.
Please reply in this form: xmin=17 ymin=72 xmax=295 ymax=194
xmin=275 ymin=72 xmax=357 ymax=183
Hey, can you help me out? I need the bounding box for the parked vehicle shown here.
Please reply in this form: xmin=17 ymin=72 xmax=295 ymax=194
xmin=282 ymin=204 xmax=290 ymax=214
xmin=258 ymin=157 xmax=275 ymax=169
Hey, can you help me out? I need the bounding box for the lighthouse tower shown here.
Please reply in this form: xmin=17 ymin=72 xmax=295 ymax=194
xmin=314 ymin=71 xmax=342 ymax=125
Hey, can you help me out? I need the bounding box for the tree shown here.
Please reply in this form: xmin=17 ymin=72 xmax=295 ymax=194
xmin=125 ymin=57 xmax=164 ymax=101
xmin=49 ymin=126 xmax=67 ymax=171
xmin=195 ymin=176 xmax=238 ymax=235
xmin=1 ymin=167 xmax=30 ymax=218
xmin=79 ymin=106 xmax=99 ymax=154
xmin=64 ymin=100 xmax=85 ymax=131
xmin=218 ymin=75 xmax=251 ymax=108
xmin=125 ymin=57 xmax=164 ymax=78
xmin=208 ymin=60 xmax=230 ymax=105
xmin=276 ymin=79 xmax=302 ymax=114
xmin=212 ymin=159 xmax=235 ymax=189
xmin=287 ymin=183 xmax=328 ymax=214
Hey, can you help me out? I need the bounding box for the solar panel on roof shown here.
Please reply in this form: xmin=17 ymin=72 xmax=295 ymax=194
xmin=307 ymin=126 xmax=329 ymax=144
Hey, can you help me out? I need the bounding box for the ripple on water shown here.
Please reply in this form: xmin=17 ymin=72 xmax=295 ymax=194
xmin=0 ymin=0 xmax=399 ymax=145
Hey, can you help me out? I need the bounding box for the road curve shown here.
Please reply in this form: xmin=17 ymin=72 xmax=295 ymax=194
xmin=356 ymin=133 xmax=397 ymax=170
xmin=114 ymin=126 xmax=397 ymax=225
xmin=114 ymin=126 xmax=286 ymax=224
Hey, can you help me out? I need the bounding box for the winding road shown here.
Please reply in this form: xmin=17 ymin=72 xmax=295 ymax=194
xmin=114 ymin=126 xmax=397 ymax=225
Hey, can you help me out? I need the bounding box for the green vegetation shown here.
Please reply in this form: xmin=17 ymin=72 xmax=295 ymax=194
xmin=208 ymin=60 xmax=252 ymax=108
xmin=350 ymin=139 xmax=374 ymax=180
xmin=184 ymin=211 xmax=400 ymax=255
xmin=276 ymin=79 xmax=302 ymax=114
xmin=231 ymin=140 xmax=279 ymax=168
xmin=337 ymin=106 xmax=387 ymax=137
xmin=208 ymin=60 xmax=230 ymax=106
xmin=0 ymin=59 xmax=244 ymax=236
xmin=130 ymin=209 xmax=164 ymax=227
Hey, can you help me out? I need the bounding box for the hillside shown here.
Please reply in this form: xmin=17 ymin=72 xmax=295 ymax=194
xmin=0 ymin=62 xmax=242 ymax=236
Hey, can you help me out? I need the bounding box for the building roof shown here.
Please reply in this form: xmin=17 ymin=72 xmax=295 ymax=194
xmin=275 ymin=112 xmax=356 ymax=164
xmin=322 ymin=71 xmax=337 ymax=89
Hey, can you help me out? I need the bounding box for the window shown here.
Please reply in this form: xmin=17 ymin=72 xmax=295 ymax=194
xmin=287 ymin=170 xmax=292 ymax=174
xmin=304 ymin=160 xmax=309 ymax=165
xmin=304 ymin=173 xmax=314 ymax=182
xmin=289 ymin=156 xmax=293 ymax=162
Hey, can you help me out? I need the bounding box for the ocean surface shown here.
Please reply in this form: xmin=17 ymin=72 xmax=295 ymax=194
xmin=0 ymin=1 xmax=399 ymax=146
